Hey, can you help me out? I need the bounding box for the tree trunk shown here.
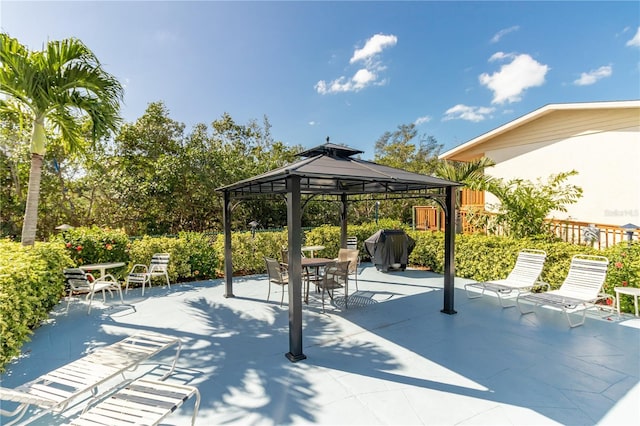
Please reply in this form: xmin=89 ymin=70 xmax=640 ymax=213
xmin=21 ymin=153 xmax=44 ymax=246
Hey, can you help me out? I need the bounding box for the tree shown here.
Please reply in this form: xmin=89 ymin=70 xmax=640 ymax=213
xmin=488 ymin=170 xmax=583 ymax=238
xmin=434 ymin=157 xmax=496 ymax=232
xmin=374 ymin=123 xmax=442 ymax=174
xmin=373 ymin=123 xmax=443 ymax=223
xmin=0 ymin=33 xmax=123 ymax=245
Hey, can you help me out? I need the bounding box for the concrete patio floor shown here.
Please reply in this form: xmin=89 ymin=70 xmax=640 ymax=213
xmin=2 ymin=264 xmax=639 ymax=425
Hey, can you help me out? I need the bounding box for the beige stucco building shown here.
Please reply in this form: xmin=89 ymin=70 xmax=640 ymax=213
xmin=440 ymin=100 xmax=640 ymax=227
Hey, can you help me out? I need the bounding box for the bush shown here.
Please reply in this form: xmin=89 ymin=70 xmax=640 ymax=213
xmin=52 ymin=226 xmax=131 ymax=279
xmin=0 ymin=240 xmax=73 ymax=371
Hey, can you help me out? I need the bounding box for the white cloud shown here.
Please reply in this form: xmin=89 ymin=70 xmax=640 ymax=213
xmin=414 ymin=115 xmax=432 ymax=126
xmin=308 ymin=121 xmax=316 ymax=126
xmin=626 ymin=27 xmax=640 ymax=47
xmin=315 ymin=68 xmax=378 ymax=94
xmin=443 ymin=104 xmax=495 ymax=122
xmin=479 ymin=52 xmax=549 ymax=104
xmin=316 ymin=33 xmax=398 ymax=95
xmin=350 ymin=34 xmax=398 ymax=64
xmin=573 ymin=65 xmax=613 ymax=86
xmin=490 ymin=26 xmax=520 ymax=43
xmin=488 ymin=51 xmax=511 ymax=62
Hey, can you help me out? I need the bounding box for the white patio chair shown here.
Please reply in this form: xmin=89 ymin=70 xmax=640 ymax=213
xmin=465 ymin=249 xmax=548 ymax=307
xmin=125 ymin=253 xmax=171 ymax=296
xmin=63 ymin=268 xmax=123 ymax=314
xmin=516 ymin=254 xmax=612 ymax=327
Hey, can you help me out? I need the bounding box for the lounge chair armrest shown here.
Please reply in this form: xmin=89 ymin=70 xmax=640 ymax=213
xmin=0 ymin=387 xmax=56 ymax=411
xmin=533 ymin=281 xmax=550 ymax=291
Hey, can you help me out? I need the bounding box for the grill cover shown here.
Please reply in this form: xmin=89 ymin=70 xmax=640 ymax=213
xmin=364 ymin=229 xmax=416 ymax=272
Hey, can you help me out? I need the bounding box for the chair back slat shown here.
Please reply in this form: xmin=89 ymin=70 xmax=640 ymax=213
xmin=346 ymin=236 xmax=358 ymax=250
xmin=149 ymin=253 xmax=170 ymax=273
xmin=559 ymin=254 xmax=609 ymax=298
xmin=63 ymin=268 xmax=91 ymax=291
xmin=505 ymin=249 xmax=546 ymax=286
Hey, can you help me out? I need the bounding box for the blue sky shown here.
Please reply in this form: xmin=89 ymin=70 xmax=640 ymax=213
xmin=2 ymin=1 xmax=639 ymax=159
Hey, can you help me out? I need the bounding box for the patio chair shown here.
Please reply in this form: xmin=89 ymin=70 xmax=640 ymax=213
xmin=464 ymin=249 xmax=548 ymax=307
xmin=265 ymin=256 xmax=289 ymax=306
xmin=516 ymin=254 xmax=612 ymax=327
xmin=67 ymin=377 xmax=200 ymax=426
xmin=336 ymin=248 xmax=360 ymax=290
xmin=0 ymin=332 xmax=182 ymax=426
xmin=317 ymin=260 xmax=350 ymax=312
xmin=63 ymin=268 xmax=123 ymax=314
xmin=125 ymin=253 xmax=171 ymax=296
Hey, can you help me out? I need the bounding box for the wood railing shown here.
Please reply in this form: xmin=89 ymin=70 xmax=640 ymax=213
xmin=413 ymin=205 xmax=638 ymax=249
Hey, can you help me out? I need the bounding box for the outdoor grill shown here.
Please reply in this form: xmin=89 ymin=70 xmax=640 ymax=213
xmin=364 ymin=229 xmax=416 ymax=272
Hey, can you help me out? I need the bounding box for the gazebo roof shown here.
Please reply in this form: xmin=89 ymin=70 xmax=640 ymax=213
xmin=217 ymin=142 xmax=461 ymax=197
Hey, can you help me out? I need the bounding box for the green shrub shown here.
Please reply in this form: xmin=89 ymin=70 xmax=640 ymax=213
xmin=0 ymin=240 xmax=73 ymax=371
xmin=213 ymin=230 xmax=287 ymax=275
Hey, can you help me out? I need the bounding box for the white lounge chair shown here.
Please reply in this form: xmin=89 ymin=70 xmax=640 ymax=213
xmin=465 ymin=249 xmax=548 ymax=307
xmin=0 ymin=332 xmax=182 ymax=426
xmin=66 ymin=377 xmax=200 ymax=426
xmin=517 ymin=254 xmax=612 ymax=327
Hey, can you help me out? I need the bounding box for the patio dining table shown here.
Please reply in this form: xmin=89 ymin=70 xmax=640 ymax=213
xmin=301 ymin=257 xmax=332 ymax=304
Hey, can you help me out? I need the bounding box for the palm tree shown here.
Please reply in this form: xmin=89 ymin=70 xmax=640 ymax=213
xmin=435 ymin=157 xmax=496 ymax=232
xmin=0 ymin=33 xmax=123 ymax=245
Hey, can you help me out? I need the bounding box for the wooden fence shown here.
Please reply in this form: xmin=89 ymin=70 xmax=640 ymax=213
xmin=412 ymin=205 xmax=638 ymax=249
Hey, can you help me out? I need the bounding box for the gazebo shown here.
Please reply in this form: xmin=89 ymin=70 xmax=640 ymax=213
xmin=216 ymin=142 xmax=461 ymax=362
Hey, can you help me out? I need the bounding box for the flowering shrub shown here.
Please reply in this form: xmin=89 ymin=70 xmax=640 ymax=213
xmin=52 ymin=226 xmax=130 ymax=278
xmin=602 ymin=241 xmax=640 ymax=313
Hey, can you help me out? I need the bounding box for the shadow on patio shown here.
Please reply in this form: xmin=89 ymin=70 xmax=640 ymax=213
xmin=2 ymin=266 xmax=639 ymax=425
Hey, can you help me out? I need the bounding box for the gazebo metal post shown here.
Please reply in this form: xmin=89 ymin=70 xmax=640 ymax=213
xmin=223 ymin=191 xmax=234 ymax=298
xmin=285 ymin=176 xmax=306 ymax=362
xmin=441 ymin=186 xmax=457 ymax=314
xmin=340 ymin=193 xmax=348 ymax=248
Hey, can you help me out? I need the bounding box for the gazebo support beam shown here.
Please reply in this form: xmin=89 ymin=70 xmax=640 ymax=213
xmin=340 ymin=193 xmax=348 ymax=248
xmin=285 ymin=176 xmax=306 ymax=362
xmin=223 ymin=191 xmax=234 ymax=298
xmin=441 ymin=185 xmax=457 ymax=314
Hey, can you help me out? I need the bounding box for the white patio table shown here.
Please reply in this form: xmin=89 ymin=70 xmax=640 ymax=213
xmin=79 ymin=262 xmax=126 ymax=280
